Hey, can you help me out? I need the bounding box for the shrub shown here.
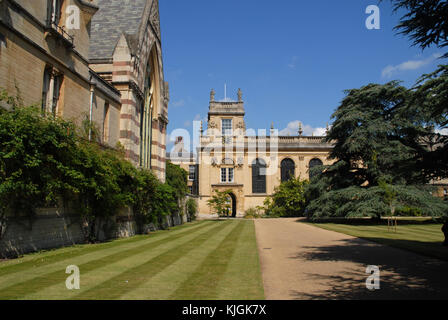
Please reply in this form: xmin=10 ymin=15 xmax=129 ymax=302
xmin=264 ymin=177 xmax=308 ymax=217
xmin=186 ymin=198 xmax=198 ymax=221
xmin=244 ymin=207 xmax=263 ymax=219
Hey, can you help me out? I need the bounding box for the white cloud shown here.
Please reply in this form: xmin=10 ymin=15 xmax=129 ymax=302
xmin=288 ymin=56 xmax=298 ymax=69
xmin=172 ymin=99 xmax=185 ymax=107
xmin=279 ymin=120 xmax=328 ymax=136
xmin=381 ymin=53 xmax=441 ymax=78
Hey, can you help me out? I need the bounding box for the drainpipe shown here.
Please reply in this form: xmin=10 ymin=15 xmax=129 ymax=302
xmin=89 ymin=82 xmax=95 ymax=141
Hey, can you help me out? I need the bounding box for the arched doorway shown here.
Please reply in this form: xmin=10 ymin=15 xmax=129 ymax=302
xmin=226 ymin=192 xmax=237 ymax=218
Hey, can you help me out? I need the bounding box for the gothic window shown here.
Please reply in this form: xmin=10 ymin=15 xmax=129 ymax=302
xmin=281 ymin=158 xmax=295 ymax=182
xmin=309 ymin=158 xmax=323 ymax=180
xmin=252 ymin=159 xmax=266 ymax=194
xmin=189 ymin=165 xmax=196 ymax=181
xmin=140 ymin=59 xmax=154 ymax=168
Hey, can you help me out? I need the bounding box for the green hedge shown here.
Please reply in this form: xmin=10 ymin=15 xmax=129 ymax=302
xmin=0 ymin=90 xmax=185 ymax=241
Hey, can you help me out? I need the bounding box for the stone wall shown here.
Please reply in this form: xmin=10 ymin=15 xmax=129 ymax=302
xmin=0 ymin=208 xmax=85 ymax=258
xmin=0 ymin=204 xmax=190 ymax=259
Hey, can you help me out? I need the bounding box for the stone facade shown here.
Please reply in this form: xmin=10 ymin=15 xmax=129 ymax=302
xmin=0 ymin=0 xmax=122 ymax=148
xmin=89 ymin=0 xmax=169 ymax=180
xmin=0 ymin=0 xmax=172 ymax=256
xmin=0 ymin=0 xmax=169 ymax=180
xmin=169 ymin=90 xmax=334 ymax=217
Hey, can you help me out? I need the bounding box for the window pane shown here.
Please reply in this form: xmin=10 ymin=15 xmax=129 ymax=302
xmin=189 ymin=165 xmax=195 ymax=180
xmin=222 ymin=119 xmax=232 ymax=136
xmin=228 ymin=168 xmax=234 ymax=182
xmin=252 ymin=159 xmax=266 ymax=193
xmin=221 ymin=168 xmax=227 ymax=182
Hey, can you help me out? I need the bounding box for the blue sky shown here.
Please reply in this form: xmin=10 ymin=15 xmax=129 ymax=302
xmin=159 ymin=0 xmax=444 ymax=151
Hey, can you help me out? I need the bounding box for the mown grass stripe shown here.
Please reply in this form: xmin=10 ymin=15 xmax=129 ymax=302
xmin=119 ymin=221 xmax=245 ymax=300
xmin=0 ymin=221 xmax=206 ymax=277
xmin=72 ymin=220 xmax=234 ymax=300
xmin=169 ymin=220 xmax=246 ymax=300
xmin=215 ymin=221 xmax=265 ymax=300
xmin=0 ymin=221 xmax=213 ymax=299
xmin=0 ymin=221 xmax=211 ymax=291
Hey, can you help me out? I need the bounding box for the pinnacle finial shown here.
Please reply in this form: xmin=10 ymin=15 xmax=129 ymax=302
xmin=237 ymin=88 xmax=243 ymax=102
xmin=210 ymin=89 xmax=215 ymax=102
xmin=271 ymin=122 xmax=274 ymax=130
xmin=298 ymin=121 xmax=303 ymax=136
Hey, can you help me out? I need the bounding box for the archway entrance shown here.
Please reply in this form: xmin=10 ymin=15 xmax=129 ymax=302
xmin=226 ymin=193 xmax=237 ymax=218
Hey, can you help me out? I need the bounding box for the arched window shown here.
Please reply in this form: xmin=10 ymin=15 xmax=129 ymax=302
xmin=252 ymin=159 xmax=266 ymax=194
xmin=309 ymin=158 xmax=323 ymax=180
xmin=281 ymin=158 xmax=295 ymax=182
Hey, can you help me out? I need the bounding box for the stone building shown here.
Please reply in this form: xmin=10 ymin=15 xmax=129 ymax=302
xmin=0 ymin=0 xmax=169 ymax=180
xmin=89 ymin=0 xmax=169 ymax=180
xmin=0 ymin=0 xmax=121 ymax=149
xmin=169 ymin=89 xmax=334 ymax=217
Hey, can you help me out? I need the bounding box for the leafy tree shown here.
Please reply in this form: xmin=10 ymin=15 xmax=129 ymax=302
xmin=0 ymin=91 xmax=80 ymax=229
xmin=132 ymin=168 xmax=158 ymax=233
xmin=264 ymin=177 xmax=308 ymax=217
xmin=207 ymin=189 xmax=232 ymax=217
xmin=324 ymin=82 xmax=428 ymax=187
xmin=186 ymin=198 xmax=198 ymax=221
xmin=305 ymin=82 xmax=448 ymax=219
xmin=0 ymin=89 xmax=182 ymax=241
xmin=410 ymin=66 xmax=448 ymax=178
xmin=385 ymin=0 xmax=448 ymax=178
xmin=166 ymin=161 xmax=188 ymax=203
xmin=152 ymin=183 xmax=178 ymax=229
xmin=385 ymin=0 xmax=448 ymax=58
xmin=306 ymin=184 xmax=447 ymax=220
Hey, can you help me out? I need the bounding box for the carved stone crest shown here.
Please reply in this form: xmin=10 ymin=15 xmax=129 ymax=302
xmin=208 ymin=121 xmax=217 ymax=129
xmin=150 ymin=0 xmax=161 ymax=40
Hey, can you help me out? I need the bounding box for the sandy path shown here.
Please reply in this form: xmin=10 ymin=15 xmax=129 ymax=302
xmin=254 ymin=218 xmax=448 ymax=300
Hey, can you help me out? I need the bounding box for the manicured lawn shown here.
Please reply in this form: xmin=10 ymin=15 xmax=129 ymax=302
xmin=307 ymin=221 xmax=448 ymax=261
xmin=0 ymin=220 xmax=264 ymax=300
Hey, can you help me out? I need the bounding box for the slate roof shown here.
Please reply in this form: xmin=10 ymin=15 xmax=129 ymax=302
xmin=89 ymin=0 xmax=148 ymax=60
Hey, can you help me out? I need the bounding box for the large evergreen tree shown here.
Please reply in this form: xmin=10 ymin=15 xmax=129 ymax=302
xmin=305 ymin=82 xmax=448 ymax=219
xmin=386 ymin=0 xmax=448 ymax=58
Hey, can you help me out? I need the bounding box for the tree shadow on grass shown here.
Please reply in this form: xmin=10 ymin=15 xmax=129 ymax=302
xmin=290 ymin=237 xmax=448 ymax=300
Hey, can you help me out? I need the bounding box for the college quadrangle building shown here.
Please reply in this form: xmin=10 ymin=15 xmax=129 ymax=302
xmin=169 ymin=89 xmax=334 ymax=217
xmin=169 ymin=89 xmax=448 ymax=217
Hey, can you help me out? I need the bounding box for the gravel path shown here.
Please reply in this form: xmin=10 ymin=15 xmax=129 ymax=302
xmin=255 ymin=218 xmax=448 ymax=300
